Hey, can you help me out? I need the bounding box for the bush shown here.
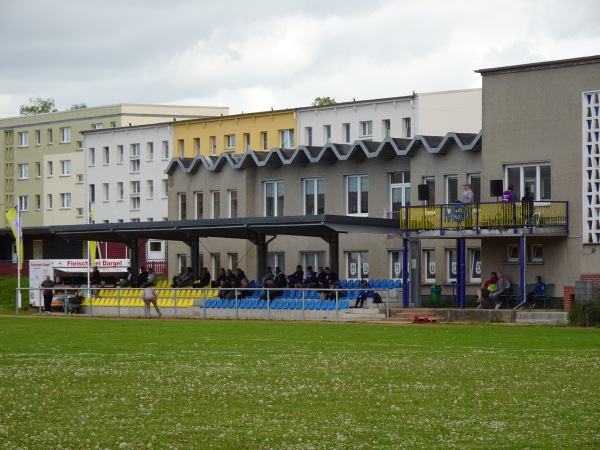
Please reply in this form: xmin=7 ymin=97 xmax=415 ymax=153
xmin=568 ymin=299 xmax=600 ymax=327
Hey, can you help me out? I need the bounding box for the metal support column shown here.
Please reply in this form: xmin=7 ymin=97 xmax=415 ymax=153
xmin=402 ymin=238 xmax=410 ymax=308
xmin=256 ymin=233 xmax=267 ymax=281
xmin=328 ymin=233 xmax=339 ymax=274
xmin=190 ymin=238 xmax=200 ymax=276
xmin=457 ymin=238 xmax=466 ymax=308
xmin=129 ymin=239 xmax=140 ymax=275
xmin=519 ymin=235 xmax=526 ymax=302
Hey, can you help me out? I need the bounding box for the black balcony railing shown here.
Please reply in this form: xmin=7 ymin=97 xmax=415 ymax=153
xmin=391 ymin=201 xmax=568 ymax=234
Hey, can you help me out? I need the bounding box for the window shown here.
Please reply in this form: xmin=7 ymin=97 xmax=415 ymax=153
xmin=389 ymin=250 xmax=403 ymax=279
xmin=35 ymin=130 xmax=41 ymax=145
xmin=225 ymin=134 xmax=235 ymax=149
xmin=147 ymin=180 xmax=154 ymax=199
xmin=60 ymin=127 xmax=71 ymax=143
xmin=47 ymin=161 xmax=53 ymax=176
xmin=89 ymin=184 xmax=95 ymax=203
xmin=35 ymin=194 xmax=41 ymax=211
xmin=445 ymin=175 xmax=458 ymax=203
xmin=360 ymin=121 xmax=373 ymax=137
xmin=423 ymin=249 xmax=436 ymax=282
xmin=47 ymin=194 xmax=53 ymax=209
xmin=131 ymin=143 xmax=140 ymax=157
xmin=61 ymin=160 xmax=71 ymax=176
xmin=194 ymin=138 xmax=200 ymax=156
xmin=18 ymin=132 xmax=28 ymax=147
xmin=346 ymin=175 xmax=368 ymax=215
xmin=505 ymin=163 xmax=551 ymax=200
xmin=100 ymin=146 xmax=108 ymax=164
xmin=260 ymin=132 xmax=268 ymax=150
xmin=178 ymin=139 xmax=184 ymax=157
xmin=324 ymin=125 xmax=331 ymax=142
xmin=301 ymin=251 xmax=326 ymax=270
xmin=117 ymin=145 xmax=124 ymax=163
xmin=267 ymin=252 xmax=285 ymax=273
xmin=403 ymin=117 xmax=412 ymax=138
xmin=35 ymin=162 xmax=41 ymax=178
xmin=178 ymin=193 xmax=187 ymax=220
xmin=76 ymin=207 xmax=84 ymax=217
xmin=77 ymin=141 xmax=83 ymax=150
xmin=210 ymin=136 xmax=217 ymax=155
xmin=211 ymin=190 xmax=221 ymax=219
xmin=383 ymin=119 xmax=391 ymax=138
xmin=76 ymin=174 xmax=83 ymax=183
xmin=162 ymin=141 xmax=169 ymax=159
xmin=110 ymin=121 xmax=116 ymax=128
xmin=446 ymin=248 xmax=457 ymax=282
xmin=88 ymin=147 xmax=95 ymax=165
xmin=531 ymin=244 xmax=543 ymax=262
xmin=60 ymin=193 xmax=71 ymax=209
xmin=18 ymin=195 xmax=28 ymax=211
xmin=195 ymin=192 xmax=204 ymax=219
xmin=305 ymin=127 xmax=313 ymax=146
xmin=229 ymin=189 xmax=238 ymax=218
xmin=147 ymin=142 xmax=154 ymax=161
xmin=280 ymin=129 xmax=294 ymax=149
xmin=117 ymin=182 xmax=124 ymax=200
xmin=304 ymin=178 xmax=325 ymax=214
xmin=131 ymin=181 xmax=140 ymax=194
xmin=468 ymin=174 xmax=481 ymax=204
xmin=243 ymin=133 xmax=250 ymax=151
xmin=18 ymin=163 xmax=29 ymax=179
xmin=130 ymin=159 xmax=140 ymax=172
xmin=507 ymin=245 xmax=519 ymax=263
xmin=423 ymin=177 xmax=436 ymax=205
xmin=47 ymin=129 xmax=53 ymax=144
xmin=469 ymin=248 xmax=481 ymax=282
xmin=131 ymin=197 xmax=140 ymax=210
xmin=390 ymin=171 xmax=411 ymax=212
xmin=91 ymin=123 xmax=103 ymax=130
xmin=228 ymin=254 xmax=238 ymax=272
xmin=162 ymin=180 xmax=168 ymax=198
xmin=345 ymin=251 xmax=368 ymax=279
xmin=343 ymin=123 xmax=350 ymax=143
xmin=210 ymin=254 xmax=220 ymax=278
xmin=103 ymin=183 xmax=110 ymax=201
xmin=264 ymin=180 xmax=284 ymax=217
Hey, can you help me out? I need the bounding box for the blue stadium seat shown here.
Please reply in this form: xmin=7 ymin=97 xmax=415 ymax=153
xmin=293 ymin=299 xmax=302 ymax=309
xmin=270 ymin=300 xmax=277 ymax=309
xmin=282 ymin=299 xmax=290 ymax=309
xmin=394 ymin=279 xmax=401 ymax=288
xmin=353 ymin=279 xmax=361 ymax=288
xmin=249 ymin=280 xmax=256 ymax=288
xmin=339 ymin=300 xmax=349 ymax=309
xmin=372 ymin=279 xmax=381 ymax=288
xmin=215 ymin=299 xmax=223 ymax=308
xmin=239 ymin=299 xmax=247 ymax=309
xmin=227 ymin=299 xmax=235 ymax=308
xmin=307 ymin=300 xmax=315 ymax=310
xmin=251 ymin=299 xmax=258 ymax=309
xmin=339 ymin=279 xmax=348 ymax=288
xmin=257 ymin=299 xmax=265 ymax=309
xmin=313 ymin=300 xmax=322 ymax=310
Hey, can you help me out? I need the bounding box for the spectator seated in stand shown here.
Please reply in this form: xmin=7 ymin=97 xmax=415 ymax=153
xmin=67 ymin=291 xmax=84 ymax=314
xmin=193 ymin=267 xmax=211 ymax=288
xmin=351 ymin=279 xmax=375 ymax=308
xmin=142 ymin=267 xmax=157 ymax=288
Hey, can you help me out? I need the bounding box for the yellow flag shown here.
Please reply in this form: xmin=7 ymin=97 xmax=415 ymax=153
xmin=5 ymin=205 xmax=23 ymax=270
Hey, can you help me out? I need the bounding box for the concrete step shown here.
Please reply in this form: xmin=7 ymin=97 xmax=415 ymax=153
xmin=341 ymin=308 xmax=386 ymax=321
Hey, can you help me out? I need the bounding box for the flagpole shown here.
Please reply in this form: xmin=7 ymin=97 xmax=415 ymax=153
xmin=17 ymin=206 xmax=21 ymax=309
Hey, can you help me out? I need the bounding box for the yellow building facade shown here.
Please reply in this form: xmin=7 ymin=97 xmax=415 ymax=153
xmin=173 ymin=109 xmax=297 ymax=157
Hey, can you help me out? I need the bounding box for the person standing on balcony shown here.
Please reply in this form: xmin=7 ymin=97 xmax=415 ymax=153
xmin=458 ymin=183 xmax=474 ymax=204
xmin=502 ymin=185 xmax=516 ymax=203
xmin=521 ymin=187 xmax=535 ymax=225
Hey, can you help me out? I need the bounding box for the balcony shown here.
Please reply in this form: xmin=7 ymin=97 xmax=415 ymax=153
xmin=392 ymin=201 xmax=568 ymax=237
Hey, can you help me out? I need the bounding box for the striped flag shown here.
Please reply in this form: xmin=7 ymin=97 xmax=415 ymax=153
xmin=5 ymin=204 xmax=23 ymax=270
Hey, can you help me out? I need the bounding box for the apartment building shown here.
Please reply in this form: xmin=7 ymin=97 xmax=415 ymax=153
xmin=296 ymin=89 xmax=482 ymax=146
xmin=0 ymin=104 xmax=228 ymax=229
xmin=172 ymin=109 xmax=297 ymax=158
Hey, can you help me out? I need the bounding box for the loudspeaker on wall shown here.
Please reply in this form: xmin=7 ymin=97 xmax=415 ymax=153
xmin=418 ymin=184 xmax=429 ymax=201
xmin=490 ymin=180 xmax=503 ymax=197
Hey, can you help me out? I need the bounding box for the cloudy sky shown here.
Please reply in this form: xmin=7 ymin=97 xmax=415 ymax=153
xmin=0 ymin=0 xmax=599 ymax=118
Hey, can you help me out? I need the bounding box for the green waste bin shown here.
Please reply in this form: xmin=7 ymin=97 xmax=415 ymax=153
xmin=430 ymin=285 xmax=442 ymax=306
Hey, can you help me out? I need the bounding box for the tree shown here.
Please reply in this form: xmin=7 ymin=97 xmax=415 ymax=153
xmin=19 ymin=96 xmax=58 ymax=115
xmin=312 ymin=96 xmax=336 ymax=106
xmin=69 ymin=102 xmax=87 ymax=110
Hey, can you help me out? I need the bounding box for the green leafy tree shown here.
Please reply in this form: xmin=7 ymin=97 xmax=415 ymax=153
xmin=19 ymin=96 xmax=58 ymax=115
xmin=69 ymin=102 xmax=87 ymax=110
xmin=312 ymin=96 xmax=336 ymax=106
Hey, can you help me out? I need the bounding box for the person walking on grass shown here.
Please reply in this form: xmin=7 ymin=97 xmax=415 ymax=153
xmin=142 ymin=287 xmax=162 ymax=319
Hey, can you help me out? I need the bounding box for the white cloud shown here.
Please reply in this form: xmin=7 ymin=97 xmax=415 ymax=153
xmin=0 ymin=0 xmax=599 ymax=117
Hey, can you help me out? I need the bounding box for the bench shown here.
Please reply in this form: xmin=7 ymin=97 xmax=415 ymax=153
xmin=526 ymin=283 xmax=555 ymax=308
xmin=499 ymin=284 xmax=520 ymax=308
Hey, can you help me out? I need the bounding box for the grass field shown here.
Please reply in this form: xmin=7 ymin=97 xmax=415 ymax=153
xmin=0 ymin=317 xmax=598 ymax=449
